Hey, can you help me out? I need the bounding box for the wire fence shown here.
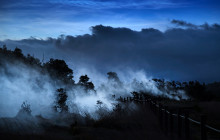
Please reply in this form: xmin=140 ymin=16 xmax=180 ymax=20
xmin=119 ymin=96 xmax=220 ymax=140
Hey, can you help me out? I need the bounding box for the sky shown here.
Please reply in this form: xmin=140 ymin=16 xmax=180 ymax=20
xmin=0 ymin=0 xmax=220 ymax=40
xmin=0 ymin=0 xmax=220 ymax=83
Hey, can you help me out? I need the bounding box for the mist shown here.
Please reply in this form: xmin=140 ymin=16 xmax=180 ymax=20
xmin=2 ymin=19 xmax=219 ymax=118
xmin=0 ymin=57 xmax=187 ymax=119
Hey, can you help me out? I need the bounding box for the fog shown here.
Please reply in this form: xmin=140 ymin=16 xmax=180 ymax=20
xmin=0 ymin=58 xmax=187 ymax=119
xmin=3 ymin=20 xmax=213 ymax=119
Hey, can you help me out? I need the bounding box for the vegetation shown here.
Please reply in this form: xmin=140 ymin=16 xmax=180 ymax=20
xmin=152 ymin=78 xmax=218 ymax=101
xmin=0 ymin=45 xmax=219 ymax=105
xmin=78 ymin=75 xmax=95 ymax=91
xmin=0 ymin=45 xmax=220 ymax=139
xmin=54 ymin=88 xmax=68 ymax=113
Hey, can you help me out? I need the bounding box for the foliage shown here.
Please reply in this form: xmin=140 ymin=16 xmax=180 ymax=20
xmin=20 ymin=101 xmax=32 ymax=115
xmin=43 ymin=59 xmax=74 ymax=84
xmin=54 ymin=88 xmax=68 ymax=113
xmin=0 ymin=45 xmax=74 ymax=85
xmin=16 ymin=101 xmax=32 ymax=117
xmin=151 ymin=79 xmax=216 ymax=101
xmin=1 ymin=45 xmax=220 ymax=101
xmin=96 ymin=100 xmax=103 ymax=109
xmin=107 ymin=72 xmax=121 ymax=83
xmin=78 ymin=75 xmax=95 ymax=90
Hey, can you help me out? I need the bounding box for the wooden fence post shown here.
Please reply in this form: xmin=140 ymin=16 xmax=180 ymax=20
xmin=150 ymin=101 xmax=152 ymax=110
xmin=169 ymin=110 xmax=173 ymax=134
xmin=185 ymin=111 xmax=190 ymax=140
xmin=178 ymin=108 xmax=182 ymax=138
xmin=201 ymin=115 xmax=207 ymax=140
xmin=161 ymin=105 xmax=164 ymax=130
xmin=153 ymin=101 xmax=156 ymax=113
xmin=164 ymin=106 xmax=168 ymax=135
xmin=159 ymin=104 xmax=163 ymax=129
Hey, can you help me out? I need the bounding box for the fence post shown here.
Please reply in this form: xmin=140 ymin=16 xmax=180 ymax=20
xmin=169 ymin=110 xmax=173 ymax=134
xmin=161 ymin=105 xmax=164 ymax=130
xmin=150 ymin=101 xmax=153 ymax=110
xmin=164 ymin=106 xmax=168 ymax=135
xmin=159 ymin=104 xmax=162 ymax=129
xmin=185 ymin=111 xmax=190 ymax=140
xmin=201 ymin=115 xmax=207 ymax=140
xmin=137 ymin=95 xmax=139 ymax=104
xmin=178 ymin=108 xmax=182 ymax=138
xmin=155 ymin=102 xmax=158 ymax=113
xmin=153 ymin=101 xmax=156 ymax=113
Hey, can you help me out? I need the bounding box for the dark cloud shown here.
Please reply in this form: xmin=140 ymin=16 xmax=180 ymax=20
xmin=171 ymin=19 xmax=197 ymax=28
xmin=171 ymin=19 xmax=220 ymax=30
xmin=1 ymin=22 xmax=220 ymax=83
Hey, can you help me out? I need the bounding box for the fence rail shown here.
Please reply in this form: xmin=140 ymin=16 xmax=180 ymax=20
xmin=120 ymin=96 xmax=220 ymax=140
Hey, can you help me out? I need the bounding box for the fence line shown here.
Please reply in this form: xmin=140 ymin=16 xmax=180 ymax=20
xmin=120 ymin=96 xmax=220 ymax=140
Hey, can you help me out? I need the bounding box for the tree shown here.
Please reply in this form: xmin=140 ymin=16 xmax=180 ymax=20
xmin=16 ymin=101 xmax=32 ymax=118
xmin=2 ymin=44 xmax=7 ymax=51
xmin=96 ymin=100 xmax=103 ymax=109
xmin=20 ymin=101 xmax=32 ymax=115
xmin=14 ymin=47 xmax=23 ymax=58
xmin=44 ymin=59 xmax=74 ymax=84
xmin=54 ymin=88 xmax=68 ymax=113
xmin=26 ymin=54 xmax=41 ymax=65
xmin=107 ymin=72 xmax=119 ymax=81
xmin=78 ymin=75 xmax=95 ymax=90
xmin=107 ymin=72 xmax=122 ymax=86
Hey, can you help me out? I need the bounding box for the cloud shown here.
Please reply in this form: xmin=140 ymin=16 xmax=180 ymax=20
xmin=171 ymin=19 xmax=220 ymax=30
xmin=1 ymin=21 xmax=220 ymax=83
xmin=49 ymin=0 xmax=189 ymax=9
xmin=0 ymin=0 xmax=189 ymax=10
xmin=171 ymin=19 xmax=197 ymax=28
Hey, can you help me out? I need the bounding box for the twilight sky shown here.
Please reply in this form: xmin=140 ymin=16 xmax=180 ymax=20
xmin=0 ymin=0 xmax=220 ymax=83
xmin=1 ymin=0 xmax=220 ymax=40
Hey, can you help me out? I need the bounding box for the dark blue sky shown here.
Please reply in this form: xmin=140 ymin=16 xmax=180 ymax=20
xmin=0 ymin=0 xmax=220 ymax=40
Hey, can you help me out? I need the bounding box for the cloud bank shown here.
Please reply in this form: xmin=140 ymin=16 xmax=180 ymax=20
xmin=1 ymin=21 xmax=220 ymax=83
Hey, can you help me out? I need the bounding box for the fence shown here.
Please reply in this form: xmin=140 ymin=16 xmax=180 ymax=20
xmin=119 ymin=96 xmax=220 ymax=140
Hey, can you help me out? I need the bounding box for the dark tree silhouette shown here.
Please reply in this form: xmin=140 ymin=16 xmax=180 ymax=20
xmin=14 ymin=47 xmax=23 ymax=58
xmin=96 ymin=100 xmax=103 ymax=109
xmin=26 ymin=54 xmax=41 ymax=65
xmin=107 ymin=72 xmax=119 ymax=81
xmin=43 ymin=59 xmax=74 ymax=84
xmin=2 ymin=44 xmax=7 ymax=51
xmin=16 ymin=101 xmax=32 ymax=118
xmin=152 ymin=78 xmax=165 ymax=90
xmin=78 ymin=75 xmax=95 ymax=90
xmin=54 ymin=88 xmax=68 ymax=113
xmin=107 ymin=72 xmax=122 ymax=86
xmin=184 ymin=81 xmax=209 ymax=100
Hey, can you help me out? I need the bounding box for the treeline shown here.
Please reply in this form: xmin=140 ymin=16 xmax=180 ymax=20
xmin=0 ymin=45 xmax=97 ymax=113
xmin=0 ymin=45 xmax=220 ymax=104
xmin=0 ymin=45 xmax=95 ymax=88
xmin=150 ymin=78 xmax=220 ymax=101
